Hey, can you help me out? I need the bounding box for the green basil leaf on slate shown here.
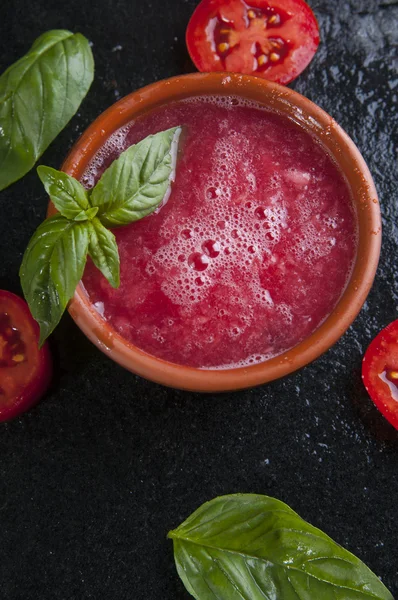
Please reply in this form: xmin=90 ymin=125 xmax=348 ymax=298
xmin=90 ymin=126 xmax=181 ymax=227
xmin=0 ymin=30 xmax=94 ymax=191
xmin=168 ymin=494 xmax=394 ymax=600
xmin=87 ymin=217 xmax=120 ymax=288
xmin=37 ymin=165 xmax=90 ymax=220
xmin=20 ymin=215 xmax=89 ymax=346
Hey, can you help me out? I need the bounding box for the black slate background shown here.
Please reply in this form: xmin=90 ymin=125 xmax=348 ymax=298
xmin=1 ymin=0 xmax=397 ymax=598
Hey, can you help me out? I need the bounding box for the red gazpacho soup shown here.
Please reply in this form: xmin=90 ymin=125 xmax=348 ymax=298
xmin=82 ymin=96 xmax=358 ymax=369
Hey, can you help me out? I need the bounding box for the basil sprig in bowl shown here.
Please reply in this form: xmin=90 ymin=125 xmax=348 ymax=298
xmin=43 ymin=73 xmax=381 ymax=392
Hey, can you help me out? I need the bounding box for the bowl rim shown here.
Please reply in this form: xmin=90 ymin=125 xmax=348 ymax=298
xmin=56 ymin=72 xmax=381 ymax=392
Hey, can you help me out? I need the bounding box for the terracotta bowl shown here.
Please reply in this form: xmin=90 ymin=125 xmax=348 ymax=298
xmin=55 ymin=72 xmax=381 ymax=392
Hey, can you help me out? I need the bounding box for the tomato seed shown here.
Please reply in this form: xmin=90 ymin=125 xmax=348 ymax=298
xmin=386 ymin=370 xmax=398 ymax=380
xmin=268 ymin=14 xmax=281 ymax=25
xmin=13 ymin=354 xmax=25 ymax=363
xmin=218 ymin=43 xmax=230 ymax=53
xmin=257 ymin=54 xmax=268 ymax=66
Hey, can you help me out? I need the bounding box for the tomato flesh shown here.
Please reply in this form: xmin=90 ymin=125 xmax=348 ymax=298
xmin=362 ymin=320 xmax=398 ymax=430
xmin=0 ymin=290 xmax=51 ymax=422
xmin=186 ymin=0 xmax=320 ymax=84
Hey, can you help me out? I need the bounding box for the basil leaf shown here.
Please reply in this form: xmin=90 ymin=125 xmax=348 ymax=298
xmin=20 ymin=125 xmax=182 ymax=344
xmin=90 ymin=126 xmax=181 ymax=227
xmin=84 ymin=207 xmax=99 ymax=220
xmin=169 ymin=494 xmax=393 ymax=600
xmin=0 ymin=29 xmax=94 ymax=191
xmin=37 ymin=165 xmax=90 ymax=220
xmin=20 ymin=215 xmax=89 ymax=345
xmin=87 ymin=217 xmax=120 ymax=288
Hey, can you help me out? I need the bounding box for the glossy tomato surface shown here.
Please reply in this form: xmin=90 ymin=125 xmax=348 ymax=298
xmin=362 ymin=320 xmax=398 ymax=430
xmin=0 ymin=290 xmax=52 ymax=422
xmin=186 ymin=0 xmax=320 ymax=84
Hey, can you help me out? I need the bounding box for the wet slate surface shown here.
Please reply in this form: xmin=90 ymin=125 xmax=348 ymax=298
xmin=0 ymin=0 xmax=397 ymax=598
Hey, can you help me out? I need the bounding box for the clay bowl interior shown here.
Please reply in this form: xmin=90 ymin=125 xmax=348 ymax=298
xmin=55 ymin=72 xmax=381 ymax=392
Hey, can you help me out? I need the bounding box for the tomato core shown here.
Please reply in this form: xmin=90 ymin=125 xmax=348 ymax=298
xmin=212 ymin=2 xmax=291 ymax=74
xmin=0 ymin=312 xmax=27 ymax=368
xmin=0 ymin=291 xmax=51 ymax=420
xmin=382 ymin=370 xmax=398 ymax=401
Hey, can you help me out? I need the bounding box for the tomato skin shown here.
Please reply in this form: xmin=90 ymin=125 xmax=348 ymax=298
xmin=186 ymin=0 xmax=320 ymax=85
xmin=362 ymin=320 xmax=398 ymax=430
xmin=0 ymin=291 xmax=52 ymax=422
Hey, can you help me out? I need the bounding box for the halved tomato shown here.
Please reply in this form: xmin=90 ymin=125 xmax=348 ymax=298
xmin=362 ymin=320 xmax=398 ymax=430
xmin=0 ymin=290 xmax=52 ymax=422
xmin=186 ymin=0 xmax=320 ymax=84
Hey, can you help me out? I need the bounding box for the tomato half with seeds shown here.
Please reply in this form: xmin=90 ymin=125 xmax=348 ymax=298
xmin=362 ymin=320 xmax=398 ymax=430
xmin=0 ymin=290 xmax=51 ymax=422
xmin=186 ymin=0 xmax=320 ymax=84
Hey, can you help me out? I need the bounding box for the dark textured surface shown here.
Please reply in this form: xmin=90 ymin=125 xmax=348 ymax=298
xmin=1 ymin=0 xmax=397 ymax=598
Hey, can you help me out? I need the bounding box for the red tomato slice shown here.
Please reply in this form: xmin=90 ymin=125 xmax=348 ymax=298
xmin=0 ymin=290 xmax=52 ymax=422
xmin=186 ymin=0 xmax=320 ymax=84
xmin=362 ymin=320 xmax=398 ymax=430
